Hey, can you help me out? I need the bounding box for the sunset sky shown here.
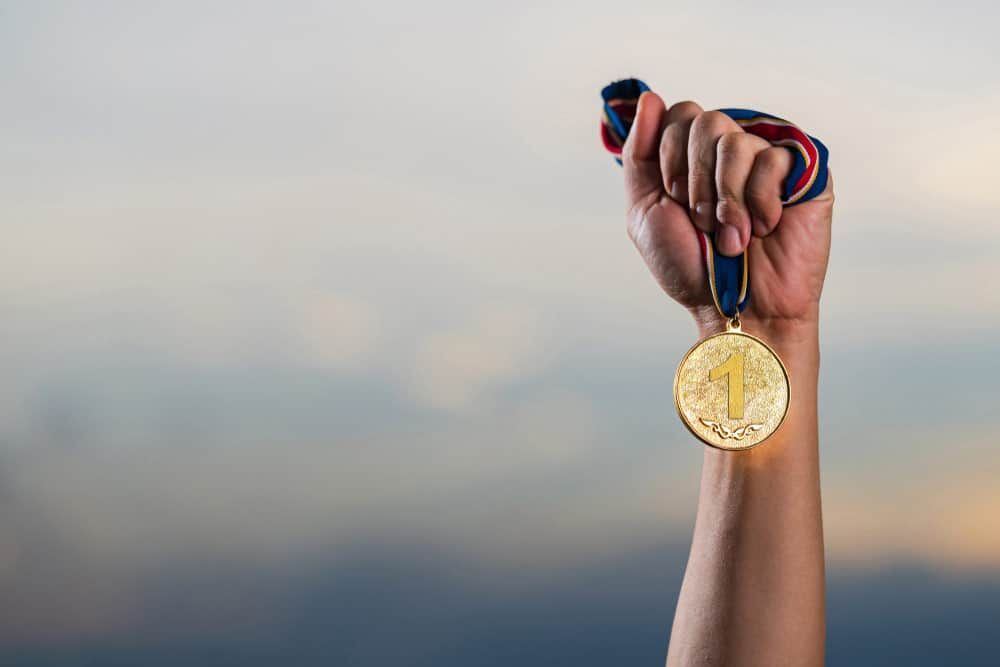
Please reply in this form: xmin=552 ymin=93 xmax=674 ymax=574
xmin=2 ymin=1 xmax=999 ymax=664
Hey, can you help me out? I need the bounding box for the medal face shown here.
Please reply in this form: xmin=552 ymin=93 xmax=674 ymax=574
xmin=674 ymin=329 xmax=789 ymax=451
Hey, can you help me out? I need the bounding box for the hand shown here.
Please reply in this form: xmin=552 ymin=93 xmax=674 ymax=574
xmin=622 ymin=92 xmax=834 ymax=337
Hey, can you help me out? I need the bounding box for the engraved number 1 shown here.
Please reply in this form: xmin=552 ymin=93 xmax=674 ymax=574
xmin=709 ymin=353 xmax=745 ymax=419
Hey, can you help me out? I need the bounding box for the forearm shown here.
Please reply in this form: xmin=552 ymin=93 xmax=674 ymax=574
xmin=667 ymin=316 xmax=824 ymax=667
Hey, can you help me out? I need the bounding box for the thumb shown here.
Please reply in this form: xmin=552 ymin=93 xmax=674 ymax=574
xmin=622 ymin=91 xmax=666 ymax=210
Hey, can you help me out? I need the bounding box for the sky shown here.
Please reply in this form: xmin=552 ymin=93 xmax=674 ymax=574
xmin=1 ymin=1 xmax=1000 ymax=664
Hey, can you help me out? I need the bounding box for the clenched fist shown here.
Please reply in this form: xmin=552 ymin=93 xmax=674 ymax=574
xmin=621 ymin=91 xmax=834 ymax=335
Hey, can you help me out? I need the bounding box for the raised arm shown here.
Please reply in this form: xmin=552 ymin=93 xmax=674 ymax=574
xmin=619 ymin=91 xmax=832 ymax=666
xmin=668 ymin=320 xmax=823 ymax=666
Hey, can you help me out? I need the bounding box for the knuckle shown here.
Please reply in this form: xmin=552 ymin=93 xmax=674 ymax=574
xmin=689 ymin=111 xmax=710 ymax=134
xmin=716 ymin=132 xmax=748 ymax=161
xmin=667 ymin=100 xmax=701 ymax=120
xmin=755 ymin=147 xmax=786 ymax=173
xmin=693 ymin=110 xmax=730 ymax=134
xmin=662 ymin=120 xmax=687 ymax=144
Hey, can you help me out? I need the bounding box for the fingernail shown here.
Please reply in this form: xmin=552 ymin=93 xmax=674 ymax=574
xmin=669 ymin=181 xmax=685 ymax=201
xmin=718 ymin=224 xmax=741 ymax=256
xmin=752 ymin=218 xmax=768 ymax=237
xmin=694 ymin=202 xmax=711 ymax=228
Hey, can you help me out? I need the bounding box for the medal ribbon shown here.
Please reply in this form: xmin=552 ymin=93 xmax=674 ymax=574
xmin=600 ymin=78 xmax=830 ymax=317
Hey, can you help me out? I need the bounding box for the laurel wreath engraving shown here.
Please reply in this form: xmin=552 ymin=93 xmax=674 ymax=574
xmin=698 ymin=418 xmax=765 ymax=440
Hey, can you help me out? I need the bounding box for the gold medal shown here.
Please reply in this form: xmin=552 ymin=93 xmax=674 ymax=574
xmin=674 ymin=316 xmax=789 ymax=450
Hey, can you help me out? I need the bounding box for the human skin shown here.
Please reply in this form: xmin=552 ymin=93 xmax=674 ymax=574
xmin=620 ymin=91 xmax=833 ymax=666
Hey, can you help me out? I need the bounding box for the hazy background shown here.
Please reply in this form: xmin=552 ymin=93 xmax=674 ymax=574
xmin=2 ymin=1 xmax=999 ymax=664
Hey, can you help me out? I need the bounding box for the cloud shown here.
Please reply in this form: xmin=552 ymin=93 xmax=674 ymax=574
xmin=904 ymin=95 xmax=1000 ymax=210
xmin=406 ymin=306 xmax=549 ymax=409
xmin=823 ymin=427 xmax=1000 ymax=572
xmin=295 ymin=293 xmax=380 ymax=370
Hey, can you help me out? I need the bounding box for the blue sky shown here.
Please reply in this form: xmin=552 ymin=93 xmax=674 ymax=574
xmin=1 ymin=1 xmax=999 ymax=664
